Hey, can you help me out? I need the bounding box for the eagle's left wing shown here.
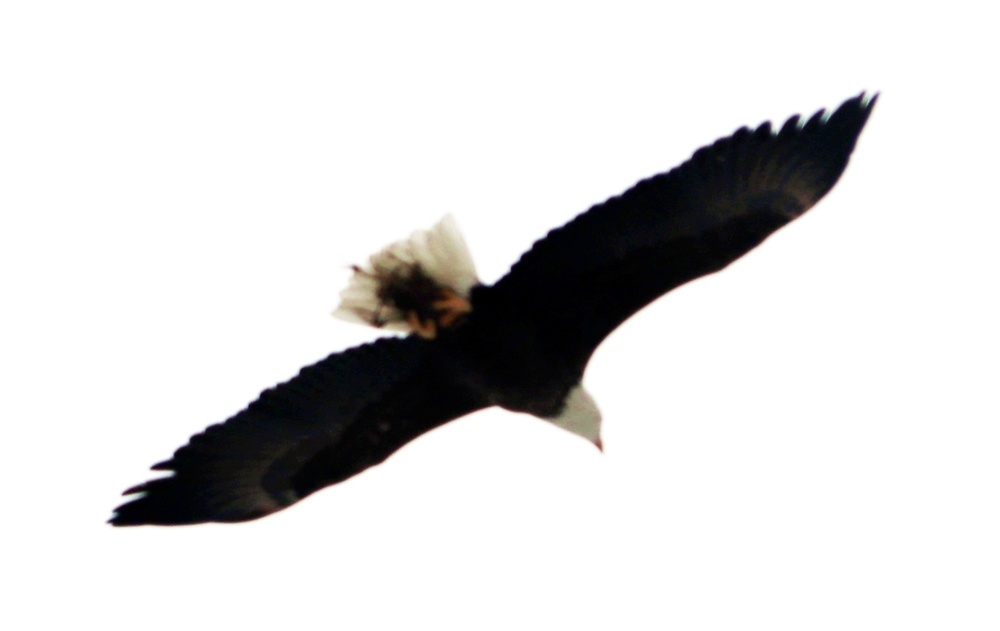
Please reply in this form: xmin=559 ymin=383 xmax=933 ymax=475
xmin=488 ymin=93 xmax=876 ymax=367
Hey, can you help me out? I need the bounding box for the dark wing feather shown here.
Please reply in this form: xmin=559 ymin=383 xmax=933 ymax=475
xmin=490 ymin=93 xmax=876 ymax=364
xmin=110 ymin=336 xmax=487 ymax=525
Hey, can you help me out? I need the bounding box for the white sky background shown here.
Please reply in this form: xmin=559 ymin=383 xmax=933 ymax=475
xmin=2 ymin=1 xmax=998 ymax=629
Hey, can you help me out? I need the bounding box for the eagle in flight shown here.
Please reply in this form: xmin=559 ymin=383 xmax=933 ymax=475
xmin=111 ymin=93 xmax=876 ymax=525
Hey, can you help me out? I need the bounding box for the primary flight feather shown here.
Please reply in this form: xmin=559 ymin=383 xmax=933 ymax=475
xmin=111 ymin=92 xmax=876 ymax=526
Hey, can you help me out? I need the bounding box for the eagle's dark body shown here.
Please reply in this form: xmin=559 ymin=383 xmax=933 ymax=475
xmin=111 ymin=93 xmax=876 ymax=526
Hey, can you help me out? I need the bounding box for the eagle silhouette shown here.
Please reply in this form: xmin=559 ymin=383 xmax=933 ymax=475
xmin=111 ymin=93 xmax=876 ymax=525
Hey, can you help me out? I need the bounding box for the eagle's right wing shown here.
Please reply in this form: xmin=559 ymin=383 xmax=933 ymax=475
xmin=111 ymin=336 xmax=487 ymax=526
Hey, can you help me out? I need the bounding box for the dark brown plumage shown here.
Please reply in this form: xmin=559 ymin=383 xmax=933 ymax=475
xmin=111 ymin=93 xmax=876 ymax=526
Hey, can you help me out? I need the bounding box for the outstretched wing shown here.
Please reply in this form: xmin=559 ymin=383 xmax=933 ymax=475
xmin=490 ymin=93 xmax=876 ymax=365
xmin=111 ymin=336 xmax=487 ymax=525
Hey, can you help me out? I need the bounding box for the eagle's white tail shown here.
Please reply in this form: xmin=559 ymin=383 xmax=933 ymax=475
xmin=333 ymin=215 xmax=480 ymax=332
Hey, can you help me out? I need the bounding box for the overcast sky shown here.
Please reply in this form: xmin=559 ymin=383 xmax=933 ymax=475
xmin=3 ymin=2 xmax=998 ymax=629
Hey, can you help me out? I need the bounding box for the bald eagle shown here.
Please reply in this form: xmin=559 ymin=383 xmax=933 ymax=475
xmin=111 ymin=93 xmax=876 ymax=526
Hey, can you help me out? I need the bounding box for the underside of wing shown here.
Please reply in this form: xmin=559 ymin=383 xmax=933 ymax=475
xmin=110 ymin=336 xmax=487 ymax=525
xmin=490 ymin=93 xmax=877 ymax=361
